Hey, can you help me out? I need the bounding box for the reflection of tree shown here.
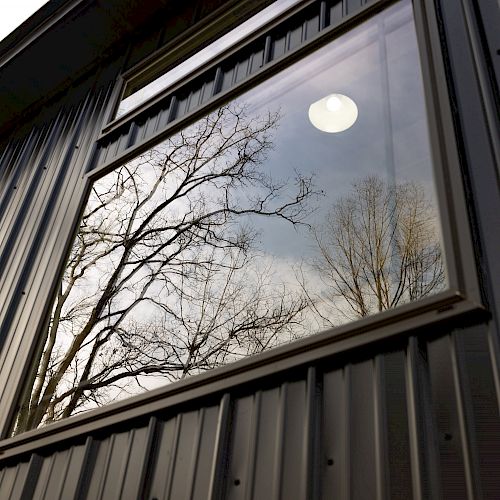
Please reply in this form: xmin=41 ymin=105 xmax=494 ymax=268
xmin=14 ymin=104 xmax=314 ymax=434
xmin=301 ymin=176 xmax=445 ymax=325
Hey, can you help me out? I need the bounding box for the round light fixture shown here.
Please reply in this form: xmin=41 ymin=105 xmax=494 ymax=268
xmin=308 ymin=93 xmax=358 ymax=133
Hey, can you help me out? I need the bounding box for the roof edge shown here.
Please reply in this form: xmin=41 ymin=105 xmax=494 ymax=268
xmin=0 ymin=0 xmax=90 ymax=69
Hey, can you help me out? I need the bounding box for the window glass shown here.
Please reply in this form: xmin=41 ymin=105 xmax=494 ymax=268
xmin=14 ymin=0 xmax=447 ymax=434
xmin=116 ymin=0 xmax=304 ymax=119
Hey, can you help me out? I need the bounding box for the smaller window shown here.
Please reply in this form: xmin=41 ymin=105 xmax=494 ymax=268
xmin=115 ymin=0 xmax=304 ymax=119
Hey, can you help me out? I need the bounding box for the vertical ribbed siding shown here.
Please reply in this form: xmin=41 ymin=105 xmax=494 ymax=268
xmin=2 ymin=326 xmax=500 ymax=499
xmin=0 ymin=81 xmax=115 ymax=435
xmin=383 ymin=351 xmax=412 ymax=498
xmin=0 ymin=0 xmax=497 ymax=498
xmin=146 ymin=404 xmax=222 ymax=500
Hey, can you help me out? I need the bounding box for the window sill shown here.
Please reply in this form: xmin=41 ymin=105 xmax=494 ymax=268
xmin=0 ymin=290 xmax=486 ymax=463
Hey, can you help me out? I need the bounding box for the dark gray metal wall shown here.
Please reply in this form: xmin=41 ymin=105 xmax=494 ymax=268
xmin=0 ymin=82 xmax=115 ymax=431
xmin=1 ymin=327 xmax=500 ymax=499
xmin=0 ymin=0 xmax=499 ymax=498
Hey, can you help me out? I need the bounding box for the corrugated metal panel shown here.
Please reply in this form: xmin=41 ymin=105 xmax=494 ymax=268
xmin=29 ymin=438 xmax=92 ymax=500
xmin=0 ymin=82 xmax=116 ymax=434
xmin=0 ymin=1 xmax=498 ymax=498
xmin=1 ymin=325 xmax=500 ymax=499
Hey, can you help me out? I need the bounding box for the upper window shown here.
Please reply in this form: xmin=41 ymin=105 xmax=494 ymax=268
xmin=114 ymin=0 xmax=304 ymax=120
xmin=13 ymin=0 xmax=448 ymax=434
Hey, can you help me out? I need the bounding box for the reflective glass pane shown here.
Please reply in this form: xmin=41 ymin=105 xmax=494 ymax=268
xmin=14 ymin=0 xmax=447 ymax=434
xmin=116 ymin=0 xmax=304 ymax=118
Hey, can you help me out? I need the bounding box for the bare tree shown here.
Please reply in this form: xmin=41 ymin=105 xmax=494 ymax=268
xmin=300 ymin=176 xmax=445 ymax=325
xmin=14 ymin=104 xmax=314 ymax=434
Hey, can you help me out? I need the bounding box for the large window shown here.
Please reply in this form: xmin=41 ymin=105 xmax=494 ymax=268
xmin=13 ymin=0 xmax=449 ymax=434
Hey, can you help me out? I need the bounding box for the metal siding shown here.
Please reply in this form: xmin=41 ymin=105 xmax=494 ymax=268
xmin=168 ymin=410 xmax=203 ymax=499
xmin=29 ymin=443 xmax=88 ymax=500
xmin=0 ymin=0 xmax=499 ymax=498
xmin=458 ymin=327 xmax=500 ymax=499
xmin=1 ymin=329 xmax=500 ymax=498
xmin=280 ymin=379 xmax=308 ymax=500
xmin=97 ymin=429 xmax=143 ymax=500
xmin=0 ymin=327 xmax=500 ymax=499
xmin=321 ymin=365 xmax=346 ymax=498
xmin=225 ymin=394 xmax=255 ymax=499
xmin=0 ymin=462 xmax=21 ymax=499
xmin=383 ymin=350 xmax=413 ymax=499
xmin=435 ymin=0 xmax=500 ymax=321
xmin=31 ymin=450 xmax=69 ymax=500
xmin=84 ymin=434 xmax=116 ymax=499
xmin=249 ymin=388 xmax=279 ymax=499
xmin=329 ymin=1 xmax=344 ymax=25
xmin=427 ymin=335 xmax=470 ymax=498
xmin=0 ymin=83 xmax=116 ymax=436
xmin=147 ymin=415 xmax=180 ymax=499
xmin=7 ymin=454 xmax=41 ymax=499
xmin=192 ymin=405 xmax=220 ymax=500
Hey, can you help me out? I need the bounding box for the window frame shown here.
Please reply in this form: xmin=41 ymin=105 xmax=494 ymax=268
xmin=0 ymin=0 xmax=485 ymax=457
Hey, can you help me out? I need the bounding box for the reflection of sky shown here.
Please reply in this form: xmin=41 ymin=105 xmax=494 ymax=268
xmin=229 ymin=0 xmax=438 ymax=260
xmin=116 ymin=0 xmax=440 ymax=266
xmin=78 ymin=0 xmax=443 ymax=356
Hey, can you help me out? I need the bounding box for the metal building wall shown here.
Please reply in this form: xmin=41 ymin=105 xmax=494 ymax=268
xmin=0 ymin=0 xmax=498 ymax=498
xmin=0 ymin=80 xmax=118 ymax=433
xmin=1 ymin=326 xmax=500 ymax=499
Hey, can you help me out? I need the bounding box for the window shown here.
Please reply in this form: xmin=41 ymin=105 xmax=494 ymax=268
xmin=13 ymin=0 xmax=462 ymax=435
xmin=115 ymin=0 xmax=305 ymax=119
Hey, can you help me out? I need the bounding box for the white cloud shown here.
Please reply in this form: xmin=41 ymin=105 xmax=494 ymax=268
xmin=0 ymin=1 xmax=49 ymax=42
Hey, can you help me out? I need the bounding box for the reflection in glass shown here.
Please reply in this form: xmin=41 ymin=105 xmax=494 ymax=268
xmin=308 ymin=93 xmax=359 ymax=133
xmin=116 ymin=0 xmax=304 ymax=118
xmin=14 ymin=0 xmax=447 ymax=434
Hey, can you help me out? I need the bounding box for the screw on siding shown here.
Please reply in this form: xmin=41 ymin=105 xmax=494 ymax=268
xmin=327 ymin=458 xmax=334 ymax=466
xmin=444 ymin=433 xmax=453 ymax=441
xmin=234 ymin=479 xmax=241 ymax=486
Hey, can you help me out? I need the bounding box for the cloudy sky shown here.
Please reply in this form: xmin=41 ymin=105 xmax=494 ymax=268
xmin=0 ymin=1 xmax=49 ymax=42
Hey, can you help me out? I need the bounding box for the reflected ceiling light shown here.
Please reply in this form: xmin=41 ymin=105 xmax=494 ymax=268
xmin=308 ymin=93 xmax=358 ymax=133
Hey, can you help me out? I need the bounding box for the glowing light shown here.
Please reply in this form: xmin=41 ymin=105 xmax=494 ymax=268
xmin=308 ymin=93 xmax=358 ymax=133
